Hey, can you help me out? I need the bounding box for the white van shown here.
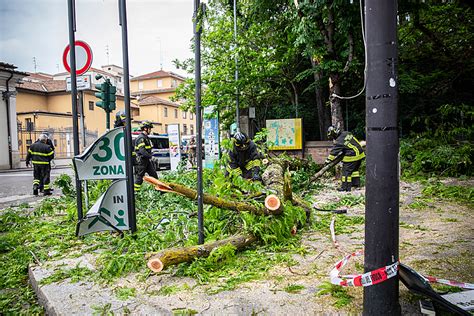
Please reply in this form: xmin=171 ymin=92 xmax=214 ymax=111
xmin=132 ymin=133 xmax=171 ymax=170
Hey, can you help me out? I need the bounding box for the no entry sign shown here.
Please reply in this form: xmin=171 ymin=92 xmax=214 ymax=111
xmin=63 ymin=40 xmax=93 ymax=75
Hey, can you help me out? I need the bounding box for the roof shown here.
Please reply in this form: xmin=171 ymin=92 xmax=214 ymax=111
xmin=26 ymin=72 xmax=54 ymax=81
xmin=18 ymin=79 xmax=66 ymax=93
xmin=0 ymin=61 xmax=29 ymax=76
xmin=54 ymin=67 xmax=122 ymax=78
xmin=137 ymin=95 xmax=179 ymax=107
xmin=130 ymin=70 xmax=186 ymax=82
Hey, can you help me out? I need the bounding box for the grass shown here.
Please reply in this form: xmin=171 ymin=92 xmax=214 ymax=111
xmin=283 ymin=284 xmax=305 ymax=293
xmin=317 ymin=281 xmax=353 ymax=308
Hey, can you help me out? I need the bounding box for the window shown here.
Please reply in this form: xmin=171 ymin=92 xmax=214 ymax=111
xmin=171 ymin=79 xmax=177 ymax=87
xmin=25 ymin=118 xmax=34 ymax=132
xmin=190 ymin=124 xmax=194 ymax=135
xmin=138 ymin=81 xmax=144 ymax=90
xmin=165 ymin=124 xmax=168 ymax=132
xmin=164 ymin=107 xmax=168 ymax=117
xmin=54 ymin=139 xmax=58 ymax=146
xmin=157 ymin=79 xmax=163 ymax=88
xmin=89 ymin=101 xmax=94 ymax=110
xmin=174 ymin=109 xmax=178 ymax=118
xmin=183 ymin=124 xmax=188 ymax=135
xmin=190 ymin=112 xmax=193 ymax=120
xmin=182 ymin=111 xmax=187 ymax=119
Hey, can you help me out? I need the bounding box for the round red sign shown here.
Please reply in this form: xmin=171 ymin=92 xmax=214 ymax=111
xmin=62 ymin=40 xmax=93 ymax=75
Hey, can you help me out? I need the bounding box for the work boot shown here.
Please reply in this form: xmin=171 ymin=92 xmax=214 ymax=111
xmin=337 ymin=182 xmax=351 ymax=192
xmin=43 ymin=189 xmax=52 ymax=196
xmin=33 ymin=184 xmax=39 ymax=196
xmin=352 ymin=178 xmax=361 ymax=188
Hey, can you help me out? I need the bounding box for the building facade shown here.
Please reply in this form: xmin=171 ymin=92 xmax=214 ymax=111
xmin=131 ymin=70 xmax=195 ymax=135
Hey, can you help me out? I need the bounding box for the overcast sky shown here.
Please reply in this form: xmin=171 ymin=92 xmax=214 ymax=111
xmin=0 ymin=0 xmax=195 ymax=77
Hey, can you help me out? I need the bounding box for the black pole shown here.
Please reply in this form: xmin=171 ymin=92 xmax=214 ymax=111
xmin=233 ymin=0 xmax=240 ymax=131
xmin=363 ymin=1 xmax=400 ymax=315
xmin=194 ymin=0 xmax=204 ymax=245
xmin=67 ymin=0 xmax=83 ymax=220
xmin=119 ymin=0 xmax=137 ymax=233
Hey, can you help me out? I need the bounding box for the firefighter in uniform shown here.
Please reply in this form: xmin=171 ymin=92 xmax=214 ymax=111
xmin=134 ymin=120 xmax=158 ymax=192
xmin=26 ymin=134 xmax=55 ymax=196
xmin=226 ymin=132 xmax=262 ymax=181
xmin=325 ymin=126 xmax=365 ymax=192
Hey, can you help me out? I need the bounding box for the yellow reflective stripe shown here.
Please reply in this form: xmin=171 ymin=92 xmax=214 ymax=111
xmin=342 ymin=152 xmax=365 ymax=162
xmin=33 ymin=180 xmax=40 ymax=184
xmin=328 ymin=154 xmax=336 ymax=161
xmin=245 ymin=159 xmax=260 ymax=169
xmin=134 ymin=184 xmax=141 ymax=187
xmin=44 ymin=184 xmax=50 ymax=189
xmin=352 ymin=171 xmax=360 ymax=177
xmin=347 ymin=142 xmax=360 ymax=157
xmin=145 ymin=145 xmax=152 ymax=149
xmin=29 ymin=150 xmax=54 ymax=156
xmin=135 ymin=142 xmax=146 ymax=149
xmin=32 ymin=161 xmax=50 ymax=165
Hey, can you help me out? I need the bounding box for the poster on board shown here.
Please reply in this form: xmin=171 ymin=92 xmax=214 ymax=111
xmin=266 ymin=118 xmax=303 ymax=150
xmin=167 ymin=124 xmax=181 ymax=171
xmin=204 ymin=106 xmax=219 ymax=168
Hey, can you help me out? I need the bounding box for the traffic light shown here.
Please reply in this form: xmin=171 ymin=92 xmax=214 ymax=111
xmin=108 ymin=85 xmax=117 ymax=111
xmin=95 ymin=82 xmax=110 ymax=111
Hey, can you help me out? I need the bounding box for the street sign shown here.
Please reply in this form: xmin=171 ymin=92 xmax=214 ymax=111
xmin=167 ymin=124 xmax=181 ymax=171
xmin=249 ymin=107 xmax=256 ymax=119
xmin=73 ymin=127 xmax=126 ymax=180
xmin=76 ymin=179 xmax=129 ymax=236
xmin=62 ymin=40 xmax=93 ymax=75
xmin=66 ymin=75 xmax=91 ymax=91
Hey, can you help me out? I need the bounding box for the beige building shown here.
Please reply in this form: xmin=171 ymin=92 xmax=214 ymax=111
xmin=131 ymin=70 xmax=195 ymax=135
xmin=16 ymin=72 xmax=134 ymax=159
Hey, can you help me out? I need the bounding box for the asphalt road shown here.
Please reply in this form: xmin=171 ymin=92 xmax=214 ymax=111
xmin=0 ymin=167 xmax=74 ymax=209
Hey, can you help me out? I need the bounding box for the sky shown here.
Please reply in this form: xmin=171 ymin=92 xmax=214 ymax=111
xmin=0 ymin=0 xmax=195 ymax=77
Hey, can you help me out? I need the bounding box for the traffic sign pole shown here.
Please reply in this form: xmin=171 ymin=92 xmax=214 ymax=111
xmin=119 ymin=0 xmax=137 ymax=233
xmin=67 ymin=0 xmax=83 ymax=220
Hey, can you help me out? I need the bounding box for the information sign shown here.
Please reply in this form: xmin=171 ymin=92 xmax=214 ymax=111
xmin=204 ymin=106 xmax=219 ymax=168
xmin=266 ymin=118 xmax=303 ymax=150
xmin=76 ymin=179 xmax=129 ymax=236
xmin=66 ymin=75 xmax=91 ymax=91
xmin=73 ymin=127 xmax=126 ymax=180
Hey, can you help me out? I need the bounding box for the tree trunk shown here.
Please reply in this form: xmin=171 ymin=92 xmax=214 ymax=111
xmin=147 ymin=234 xmax=257 ymax=272
xmin=329 ymin=74 xmax=344 ymax=130
xmin=310 ymin=57 xmax=330 ymax=140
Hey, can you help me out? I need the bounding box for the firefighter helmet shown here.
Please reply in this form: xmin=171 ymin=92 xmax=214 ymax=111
xmin=140 ymin=120 xmax=153 ymax=130
xmin=327 ymin=125 xmax=341 ymax=140
xmin=116 ymin=110 xmax=126 ymax=123
xmin=233 ymin=132 xmax=250 ymax=151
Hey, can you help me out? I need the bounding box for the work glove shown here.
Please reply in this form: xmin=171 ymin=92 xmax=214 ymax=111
xmin=251 ymin=170 xmax=262 ymax=181
xmin=324 ymin=158 xmax=331 ymax=165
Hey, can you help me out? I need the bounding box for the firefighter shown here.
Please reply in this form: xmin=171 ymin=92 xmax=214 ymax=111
xmin=226 ymin=132 xmax=262 ymax=181
xmin=114 ymin=110 xmax=127 ymax=128
xmin=134 ymin=120 xmax=158 ymax=192
xmin=26 ymin=134 xmax=55 ymax=196
xmin=325 ymin=125 xmax=365 ymax=192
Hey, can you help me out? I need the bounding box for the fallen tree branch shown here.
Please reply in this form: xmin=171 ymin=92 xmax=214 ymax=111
xmin=147 ymin=234 xmax=257 ymax=273
xmin=144 ymin=176 xmax=277 ymax=216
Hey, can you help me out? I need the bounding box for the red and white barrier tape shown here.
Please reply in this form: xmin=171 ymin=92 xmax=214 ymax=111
xmin=329 ymin=215 xmax=473 ymax=288
xmin=424 ymin=275 xmax=474 ymax=290
xmin=330 ymin=250 xmax=399 ymax=287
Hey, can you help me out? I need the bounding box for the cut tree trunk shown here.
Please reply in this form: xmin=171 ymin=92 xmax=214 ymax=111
xmin=147 ymin=234 xmax=257 ymax=273
xmin=307 ymin=155 xmax=343 ymax=184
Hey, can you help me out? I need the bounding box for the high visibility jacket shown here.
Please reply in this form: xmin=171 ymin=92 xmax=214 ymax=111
xmin=26 ymin=140 xmax=54 ymax=165
xmin=227 ymin=141 xmax=262 ymax=175
xmin=327 ymin=132 xmax=365 ymax=163
xmin=134 ymin=132 xmax=153 ymax=160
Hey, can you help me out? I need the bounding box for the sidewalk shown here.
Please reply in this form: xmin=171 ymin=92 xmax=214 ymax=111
xmin=0 ymin=158 xmax=73 ymax=173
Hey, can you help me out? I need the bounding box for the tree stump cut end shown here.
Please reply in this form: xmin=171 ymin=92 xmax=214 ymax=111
xmin=147 ymin=258 xmax=164 ymax=273
xmin=265 ymin=194 xmax=281 ymax=211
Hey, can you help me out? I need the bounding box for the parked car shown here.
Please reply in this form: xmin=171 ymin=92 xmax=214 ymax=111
xmin=132 ymin=133 xmax=171 ymax=170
